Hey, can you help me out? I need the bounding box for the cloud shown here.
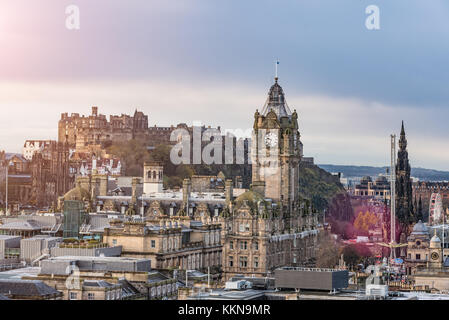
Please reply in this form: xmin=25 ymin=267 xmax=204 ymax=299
xmin=0 ymin=80 xmax=448 ymax=170
xmin=1 ymin=1 xmax=449 ymax=107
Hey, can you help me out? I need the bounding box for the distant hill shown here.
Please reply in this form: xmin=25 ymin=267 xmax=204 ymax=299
xmin=318 ymin=164 xmax=449 ymax=182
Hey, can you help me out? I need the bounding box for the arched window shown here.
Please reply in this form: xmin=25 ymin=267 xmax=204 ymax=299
xmin=147 ymin=171 xmax=152 ymax=179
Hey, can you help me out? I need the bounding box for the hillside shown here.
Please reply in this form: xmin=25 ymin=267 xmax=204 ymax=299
xmin=299 ymin=162 xmax=347 ymax=212
xmin=318 ymin=164 xmax=449 ymax=182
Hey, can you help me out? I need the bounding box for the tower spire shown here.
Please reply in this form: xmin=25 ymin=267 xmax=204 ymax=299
xmin=399 ymin=120 xmax=407 ymax=151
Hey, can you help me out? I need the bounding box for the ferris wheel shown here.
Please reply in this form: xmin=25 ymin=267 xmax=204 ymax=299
xmin=429 ymin=193 xmax=443 ymax=225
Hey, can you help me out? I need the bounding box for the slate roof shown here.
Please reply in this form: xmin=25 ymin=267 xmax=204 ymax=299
xmin=83 ymin=280 xmax=115 ymax=288
xmin=0 ymin=279 xmax=61 ymax=298
xmin=118 ymin=278 xmax=140 ymax=297
xmin=147 ymin=271 xmax=170 ymax=284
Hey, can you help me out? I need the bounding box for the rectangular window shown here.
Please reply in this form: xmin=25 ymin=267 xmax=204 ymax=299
xmin=416 ymin=254 xmax=421 ymax=260
xmin=88 ymin=293 xmax=95 ymax=300
xmin=69 ymin=292 xmax=77 ymax=300
xmin=112 ymin=239 xmax=117 ymax=246
xmin=240 ymin=241 xmax=247 ymax=250
xmin=151 ymin=240 xmax=156 ymax=248
xmin=230 ymin=241 xmax=234 ymax=250
xmin=254 ymin=242 xmax=259 ymax=250
xmin=254 ymin=257 xmax=259 ymax=268
xmin=245 ymin=224 xmax=250 ymax=232
xmin=229 ymin=256 xmax=234 ymax=267
xmin=239 ymin=256 xmax=248 ymax=268
xmin=239 ymin=224 xmax=245 ymax=232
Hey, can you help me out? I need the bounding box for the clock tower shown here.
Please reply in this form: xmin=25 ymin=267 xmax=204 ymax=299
xmin=251 ymin=76 xmax=302 ymax=216
xmin=429 ymin=230 xmax=443 ymax=269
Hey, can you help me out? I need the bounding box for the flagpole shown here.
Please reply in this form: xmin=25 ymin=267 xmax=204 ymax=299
xmin=275 ymin=60 xmax=279 ymax=79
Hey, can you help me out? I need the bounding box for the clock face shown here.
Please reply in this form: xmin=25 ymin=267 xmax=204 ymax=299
xmin=431 ymin=252 xmax=439 ymax=260
xmin=265 ymin=132 xmax=278 ymax=148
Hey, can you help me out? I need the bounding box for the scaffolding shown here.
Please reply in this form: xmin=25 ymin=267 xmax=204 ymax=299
xmin=390 ymin=134 xmax=397 ymax=258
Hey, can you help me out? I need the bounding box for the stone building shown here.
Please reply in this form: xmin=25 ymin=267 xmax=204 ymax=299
xmin=23 ymin=140 xmax=54 ymax=161
xmin=56 ymin=165 xmax=224 ymax=274
xmin=55 ymin=78 xmax=318 ymax=280
xmin=30 ymin=141 xmax=72 ymax=208
xmin=413 ymin=182 xmax=449 ymax=220
xmin=408 ymin=228 xmax=449 ymax=292
xmin=58 ymin=107 xmax=220 ymax=152
xmin=0 ymin=153 xmax=32 ymax=210
xmin=103 ymin=219 xmax=222 ymax=272
xmin=0 ymin=142 xmax=73 ymax=210
xmin=23 ymin=256 xmax=153 ymax=300
xmin=58 ymin=107 xmax=149 ymax=149
xmin=354 ymin=175 xmax=391 ymax=201
xmin=405 ymin=220 xmax=431 ymax=274
xmin=220 ymin=77 xmax=318 ymax=281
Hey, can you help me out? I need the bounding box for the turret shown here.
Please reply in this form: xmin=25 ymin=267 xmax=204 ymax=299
xmin=143 ymin=162 xmax=164 ymax=194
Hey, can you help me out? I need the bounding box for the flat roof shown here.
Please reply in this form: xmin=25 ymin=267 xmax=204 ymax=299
xmin=0 ymin=267 xmax=41 ymax=280
xmin=0 ymin=235 xmax=21 ymax=240
xmin=188 ymin=289 xmax=268 ymax=300
xmin=48 ymin=256 xmax=149 ymax=263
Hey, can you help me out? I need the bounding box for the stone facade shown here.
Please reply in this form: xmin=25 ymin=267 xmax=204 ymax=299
xmin=354 ymin=175 xmax=390 ymax=201
xmin=396 ymin=121 xmax=415 ymax=232
xmin=30 ymin=141 xmax=72 ymax=208
xmin=405 ymin=221 xmax=431 ymax=274
xmin=220 ymin=77 xmax=318 ymax=281
xmin=0 ymin=153 xmax=32 ymax=210
xmin=413 ymin=182 xmax=449 ymax=221
xmin=58 ymin=107 xmax=149 ymax=149
xmin=103 ymin=219 xmax=222 ymax=272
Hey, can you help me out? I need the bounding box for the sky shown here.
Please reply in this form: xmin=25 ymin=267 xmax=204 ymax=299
xmin=0 ymin=0 xmax=449 ymax=170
